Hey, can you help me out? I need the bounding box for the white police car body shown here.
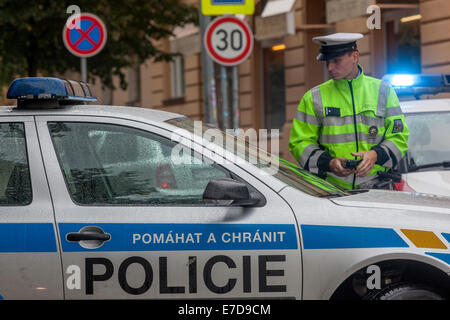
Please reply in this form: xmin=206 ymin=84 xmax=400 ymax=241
xmin=399 ymin=98 xmax=450 ymax=196
xmin=0 ymin=78 xmax=449 ymax=300
xmin=383 ymin=74 xmax=450 ymax=196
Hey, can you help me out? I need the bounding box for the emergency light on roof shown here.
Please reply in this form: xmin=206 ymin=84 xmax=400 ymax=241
xmin=390 ymin=74 xmax=415 ymax=87
xmin=382 ymin=73 xmax=450 ymax=99
xmin=7 ymin=77 xmax=97 ymax=108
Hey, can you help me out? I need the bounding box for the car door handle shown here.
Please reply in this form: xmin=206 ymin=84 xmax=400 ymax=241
xmin=66 ymin=232 xmax=111 ymax=242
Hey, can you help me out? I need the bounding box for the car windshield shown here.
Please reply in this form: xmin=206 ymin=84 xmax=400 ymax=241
xmin=404 ymin=111 xmax=450 ymax=170
xmin=166 ymin=117 xmax=349 ymax=198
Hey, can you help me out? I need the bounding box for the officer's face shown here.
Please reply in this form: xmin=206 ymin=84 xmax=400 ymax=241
xmin=326 ymin=51 xmax=359 ymax=80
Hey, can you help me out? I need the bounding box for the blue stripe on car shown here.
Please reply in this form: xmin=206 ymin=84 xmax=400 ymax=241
xmin=301 ymin=225 xmax=409 ymax=249
xmin=426 ymin=252 xmax=450 ymax=265
xmin=0 ymin=223 xmax=57 ymax=252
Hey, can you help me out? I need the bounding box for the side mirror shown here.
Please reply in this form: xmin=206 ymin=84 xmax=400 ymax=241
xmin=203 ymin=178 xmax=259 ymax=206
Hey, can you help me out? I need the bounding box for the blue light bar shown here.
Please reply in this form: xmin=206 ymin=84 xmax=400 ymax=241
xmin=382 ymin=73 xmax=450 ymax=99
xmin=382 ymin=74 xmax=449 ymax=87
xmin=390 ymin=74 xmax=415 ymax=86
xmin=7 ymin=77 xmax=97 ymax=104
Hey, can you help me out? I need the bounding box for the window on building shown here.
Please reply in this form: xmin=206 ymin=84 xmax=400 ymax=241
xmin=171 ymin=55 xmax=185 ymax=98
xmin=384 ymin=7 xmax=421 ymax=74
xmin=127 ymin=66 xmax=141 ymax=106
xmin=263 ymin=45 xmax=286 ymax=130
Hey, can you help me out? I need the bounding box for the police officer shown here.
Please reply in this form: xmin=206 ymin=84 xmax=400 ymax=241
xmin=289 ymin=33 xmax=409 ymax=190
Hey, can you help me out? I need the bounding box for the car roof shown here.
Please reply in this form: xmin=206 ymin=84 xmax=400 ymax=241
xmin=0 ymin=104 xmax=184 ymax=128
xmin=400 ymin=98 xmax=450 ymax=113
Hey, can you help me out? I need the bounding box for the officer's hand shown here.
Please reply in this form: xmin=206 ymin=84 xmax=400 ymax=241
xmin=351 ymin=151 xmax=377 ymax=177
xmin=329 ymin=158 xmax=355 ymax=177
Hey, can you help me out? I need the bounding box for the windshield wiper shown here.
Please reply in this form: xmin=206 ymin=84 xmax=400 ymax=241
xmin=408 ymin=161 xmax=450 ymax=172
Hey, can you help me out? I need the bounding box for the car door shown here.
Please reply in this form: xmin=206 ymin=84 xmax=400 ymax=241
xmin=0 ymin=116 xmax=62 ymax=299
xmin=35 ymin=115 xmax=302 ymax=299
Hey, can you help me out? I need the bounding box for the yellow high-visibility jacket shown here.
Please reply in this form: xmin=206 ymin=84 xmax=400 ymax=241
xmin=289 ymin=65 xmax=409 ymax=190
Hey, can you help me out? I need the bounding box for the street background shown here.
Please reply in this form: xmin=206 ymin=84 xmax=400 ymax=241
xmin=1 ymin=0 xmax=449 ymax=164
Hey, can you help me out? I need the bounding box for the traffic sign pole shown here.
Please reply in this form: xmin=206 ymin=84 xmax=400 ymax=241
xmin=199 ymin=4 xmax=218 ymax=127
xmin=81 ymin=58 xmax=87 ymax=82
xmin=232 ymin=65 xmax=239 ymax=131
xmin=220 ymin=65 xmax=229 ymax=129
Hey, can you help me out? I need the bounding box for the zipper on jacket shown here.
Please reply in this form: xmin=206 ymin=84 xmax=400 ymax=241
xmin=348 ymin=80 xmax=358 ymax=189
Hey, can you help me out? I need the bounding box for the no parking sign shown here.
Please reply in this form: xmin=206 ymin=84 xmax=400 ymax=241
xmin=63 ymin=13 xmax=107 ymax=58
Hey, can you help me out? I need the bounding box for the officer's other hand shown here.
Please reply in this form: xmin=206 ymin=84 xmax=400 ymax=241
xmin=329 ymin=158 xmax=354 ymax=177
xmin=351 ymin=151 xmax=377 ymax=177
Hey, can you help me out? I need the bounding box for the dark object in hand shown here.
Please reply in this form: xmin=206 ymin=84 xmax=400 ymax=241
xmin=345 ymin=159 xmax=361 ymax=169
xmin=377 ymin=171 xmax=402 ymax=183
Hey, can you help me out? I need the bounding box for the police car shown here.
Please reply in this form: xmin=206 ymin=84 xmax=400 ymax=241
xmin=383 ymin=74 xmax=450 ymax=196
xmin=1 ymin=77 xmax=449 ymax=300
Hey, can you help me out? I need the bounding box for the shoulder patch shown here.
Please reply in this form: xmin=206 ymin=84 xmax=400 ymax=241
xmin=392 ymin=119 xmax=404 ymax=133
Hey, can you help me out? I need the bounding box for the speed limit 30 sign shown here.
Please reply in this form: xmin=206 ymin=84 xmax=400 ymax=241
xmin=204 ymin=15 xmax=253 ymax=66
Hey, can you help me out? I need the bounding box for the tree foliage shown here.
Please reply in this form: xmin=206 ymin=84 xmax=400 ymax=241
xmin=0 ymin=0 xmax=198 ymax=89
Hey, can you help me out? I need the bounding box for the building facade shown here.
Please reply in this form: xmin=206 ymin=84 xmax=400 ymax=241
xmin=3 ymin=0 xmax=449 ymax=164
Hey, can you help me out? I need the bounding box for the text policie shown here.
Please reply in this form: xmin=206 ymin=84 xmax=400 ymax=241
xmin=67 ymin=255 xmax=287 ymax=295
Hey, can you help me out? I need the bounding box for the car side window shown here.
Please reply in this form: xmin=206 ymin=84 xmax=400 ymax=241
xmin=48 ymin=122 xmax=231 ymax=205
xmin=0 ymin=123 xmax=32 ymax=206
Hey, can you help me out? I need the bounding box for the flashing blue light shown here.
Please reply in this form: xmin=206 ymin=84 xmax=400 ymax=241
xmin=383 ymin=73 xmax=449 ymax=88
xmin=7 ymin=77 xmax=97 ymax=103
xmin=391 ymin=74 xmax=415 ymax=87
xmin=382 ymin=73 xmax=450 ymax=99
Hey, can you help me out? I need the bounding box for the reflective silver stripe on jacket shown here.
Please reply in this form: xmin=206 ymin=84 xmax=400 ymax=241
xmin=377 ymin=81 xmax=390 ymax=116
xmin=320 ymin=131 xmax=384 ymax=145
xmin=380 ymin=139 xmax=403 ymax=168
xmin=385 ymin=106 xmax=403 ymax=117
xmin=311 ymin=86 xmax=324 ymax=124
xmin=299 ymin=144 xmax=321 ymax=168
xmin=308 ymin=149 xmax=325 ymax=175
xmin=379 ymin=144 xmax=393 ymax=168
xmin=295 ymin=110 xmax=320 ymax=126
xmin=323 ymin=114 xmax=384 ymax=128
